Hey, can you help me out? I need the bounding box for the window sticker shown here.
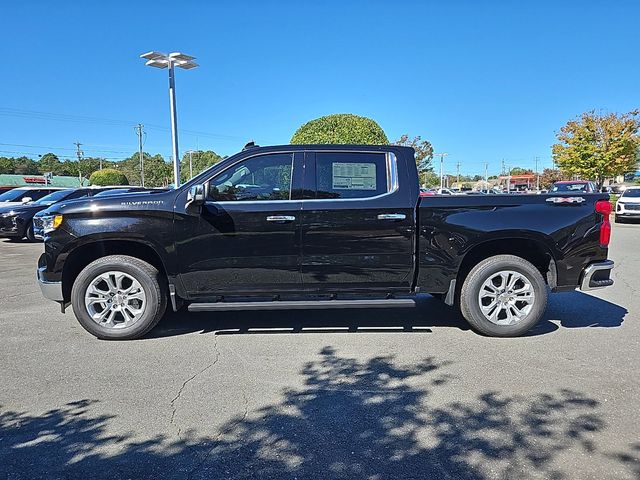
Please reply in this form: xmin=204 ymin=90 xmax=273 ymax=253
xmin=332 ymin=162 xmax=377 ymax=190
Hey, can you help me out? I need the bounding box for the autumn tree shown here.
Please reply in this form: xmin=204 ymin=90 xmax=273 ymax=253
xmin=539 ymin=168 xmax=567 ymax=189
xmin=552 ymin=110 xmax=640 ymax=188
xmin=393 ymin=135 xmax=434 ymax=183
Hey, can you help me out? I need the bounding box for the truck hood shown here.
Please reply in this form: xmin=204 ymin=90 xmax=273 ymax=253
xmin=40 ymin=189 xmax=176 ymax=216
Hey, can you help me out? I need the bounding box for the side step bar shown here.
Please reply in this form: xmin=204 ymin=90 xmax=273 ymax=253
xmin=188 ymin=298 xmax=416 ymax=312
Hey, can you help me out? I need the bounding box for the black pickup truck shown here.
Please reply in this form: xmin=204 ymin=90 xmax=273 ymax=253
xmin=36 ymin=144 xmax=614 ymax=340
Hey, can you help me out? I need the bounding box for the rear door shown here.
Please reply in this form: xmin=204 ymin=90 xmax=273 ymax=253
xmin=300 ymin=150 xmax=416 ymax=293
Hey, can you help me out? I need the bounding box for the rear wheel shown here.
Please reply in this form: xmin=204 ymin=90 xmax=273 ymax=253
xmin=70 ymin=255 xmax=167 ymax=340
xmin=460 ymin=254 xmax=547 ymax=337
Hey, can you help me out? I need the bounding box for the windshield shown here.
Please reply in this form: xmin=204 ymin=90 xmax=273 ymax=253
xmin=33 ymin=189 xmax=72 ymax=206
xmin=0 ymin=188 xmax=31 ymax=202
xmin=552 ymin=183 xmax=587 ymax=192
xmin=621 ymin=188 xmax=640 ymax=198
xmin=93 ymin=188 xmax=143 ymax=197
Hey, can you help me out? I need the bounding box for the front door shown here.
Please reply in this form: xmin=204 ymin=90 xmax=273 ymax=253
xmin=300 ymin=150 xmax=415 ymax=293
xmin=176 ymin=151 xmax=303 ymax=298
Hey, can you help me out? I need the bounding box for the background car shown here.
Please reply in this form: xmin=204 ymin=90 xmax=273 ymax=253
xmin=551 ymin=180 xmax=598 ymax=193
xmin=0 ymin=187 xmax=63 ymax=206
xmin=615 ymin=186 xmax=640 ymax=223
xmin=2 ymin=187 xmax=117 ymax=241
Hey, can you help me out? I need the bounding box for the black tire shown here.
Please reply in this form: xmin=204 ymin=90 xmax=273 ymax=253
xmin=460 ymin=254 xmax=548 ymax=337
xmin=70 ymin=255 xmax=167 ymax=340
xmin=25 ymin=221 xmax=36 ymax=242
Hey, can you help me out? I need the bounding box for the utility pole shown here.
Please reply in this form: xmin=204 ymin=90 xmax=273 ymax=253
xmin=189 ymin=150 xmax=194 ymax=179
xmin=484 ymin=162 xmax=489 ymax=186
xmin=74 ymin=141 xmax=83 ymax=185
xmin=534 ymin=156 xmax=540 ymax=192
xmin=434 ymin=153 xmax=449 ymax=191
xmin=506 ymin=164 xmax=511 ymax=194
xmin=456 ymin=161 xmax=461 ymax=189
xmin=135 ymin=124 xmax=145 ymax=187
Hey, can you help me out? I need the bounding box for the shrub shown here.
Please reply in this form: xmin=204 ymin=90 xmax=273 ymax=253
xmin=89 ymin=168 xmax=129 ymax=186
xmin=291 ymin=114 xmax=389 ymax=145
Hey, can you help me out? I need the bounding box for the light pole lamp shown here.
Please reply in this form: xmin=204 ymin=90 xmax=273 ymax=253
xmin=140 ymin=51 xmax=198 ymax=188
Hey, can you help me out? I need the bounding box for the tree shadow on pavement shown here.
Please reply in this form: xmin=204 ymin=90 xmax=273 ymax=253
xmin=1 ymin=348 xmax=637 ymax=479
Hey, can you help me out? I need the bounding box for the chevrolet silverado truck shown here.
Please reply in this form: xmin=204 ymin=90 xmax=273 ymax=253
xmin=36 ymin=144 xmax=615 ymax=340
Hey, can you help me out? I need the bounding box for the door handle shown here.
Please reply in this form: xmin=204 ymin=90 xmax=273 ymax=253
xmin=266 ymin=215 xmax=296 ymax=223
xmin=377 ymin=213 xmax=406 ymax=221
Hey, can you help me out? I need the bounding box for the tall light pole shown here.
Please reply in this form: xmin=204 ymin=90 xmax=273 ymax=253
xmin=434 ymin=153 xmax=449 ymax=191
xmin=140 ymin=51 xmax=198 ymax=188
xmin=534 ymin=156 xmax=540 ymax=192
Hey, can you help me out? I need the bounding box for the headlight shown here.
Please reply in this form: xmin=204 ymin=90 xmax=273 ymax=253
xmin=1 ymin=211 xmax=16 ymax=218
xmin=41 ymin=214 xmax=64 ymax=234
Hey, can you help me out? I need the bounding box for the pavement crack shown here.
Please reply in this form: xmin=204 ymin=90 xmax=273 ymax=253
xmin=170 ymin=333 xmax=220 ymax=437
xmin=187 ymin=342 xmax=250 ymax=480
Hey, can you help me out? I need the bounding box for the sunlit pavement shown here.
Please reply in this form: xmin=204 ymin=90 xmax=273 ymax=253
xmin=0 ymin=223 xmax=638 ymax=479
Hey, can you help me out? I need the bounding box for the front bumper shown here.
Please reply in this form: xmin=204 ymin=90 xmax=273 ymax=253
xmin=580 ymin=260 xmax=614 ymax=291
xmin=37 ymin=264 xmax=64 ymax=302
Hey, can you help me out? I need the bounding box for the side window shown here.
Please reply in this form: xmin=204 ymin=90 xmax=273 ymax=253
xmin=314 ymin=152 xmax=388 ymax=199
xmin=67 ymin=189 xmax=91 ymax=200
xmin=29 ymin=190 xmax=51 ymax=201
xmin=208 ymin=153 xmax=293 ymax=201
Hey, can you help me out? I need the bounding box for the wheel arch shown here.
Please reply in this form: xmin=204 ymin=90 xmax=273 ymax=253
xmin=61 ymin=239 xmax=168 ymax=302
xmin=455 ymin=236 xmax=558 ymax=300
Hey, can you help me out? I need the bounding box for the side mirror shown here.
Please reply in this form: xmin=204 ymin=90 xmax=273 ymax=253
xmin=186 ymin=184 xmax=206 ymax=208
xmin=21 ymin=197 xmax=32 ymax=204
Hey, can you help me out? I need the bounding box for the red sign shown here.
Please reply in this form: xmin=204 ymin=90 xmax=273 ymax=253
xmin=23 ymin=176 xmax=46 ymax=184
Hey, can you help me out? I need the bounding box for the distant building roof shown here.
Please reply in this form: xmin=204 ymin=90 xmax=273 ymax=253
xmin=0 ymin=174 xmax=87 ymax=188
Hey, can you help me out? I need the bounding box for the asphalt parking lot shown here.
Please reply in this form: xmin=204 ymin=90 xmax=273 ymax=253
xmin=1 ymin=224 xmax=639 ymax=480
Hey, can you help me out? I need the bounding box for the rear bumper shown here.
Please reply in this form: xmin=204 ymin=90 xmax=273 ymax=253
xmin=580 ymin=260 xmax=614 ymax=291
xmin=37 ymin=254 xmax=64 ymax=302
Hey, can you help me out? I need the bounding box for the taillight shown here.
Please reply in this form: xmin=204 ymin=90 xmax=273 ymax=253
xmin=595 ymin=200 xmax=612 ymax=247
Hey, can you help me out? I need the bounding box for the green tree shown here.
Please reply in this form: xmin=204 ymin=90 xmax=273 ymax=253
xmin=291 ymin=114 xmax=389 ymax=145
xmin=180 ymin=150 xmax=223 ymax=183
xmin=510 ymin=167 xmax=533 ymax=175
xmin=37 ymin=153 xmax=63 ymax=175
xmin=394 ymin=134 xmax=434 ymax=174
xmin=552 ymin=110 xmax=640 ymax=188
xmin=13 ymin=156 xmax=39 ymax=175
xmin=421 ymin=171 xmax=440 ymax=188
xmin=120 ymin=153 xmax=172 ymax=187
xmin=89 ymin=168 xmax=129 ymax=186
xmin=0 ymin=157 xmax=16 ymax=174
xmin=539 ymin=168 xmax=567 ymax=189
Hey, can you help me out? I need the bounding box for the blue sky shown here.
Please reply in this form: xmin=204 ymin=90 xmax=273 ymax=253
xmin=1 ymin=0 xmax=638 ymax=176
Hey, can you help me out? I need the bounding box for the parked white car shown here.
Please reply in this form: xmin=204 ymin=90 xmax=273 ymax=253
xmin=615 ymin=186 xmax=640 ymax=222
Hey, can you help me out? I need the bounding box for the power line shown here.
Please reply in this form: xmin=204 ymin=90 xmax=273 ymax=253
xmin=0 ymin=107 xmax=245 ymax=141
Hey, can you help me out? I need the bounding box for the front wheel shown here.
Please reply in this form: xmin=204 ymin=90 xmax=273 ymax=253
xmin=460 ymin=254 xmax=548 ymax=337
xmin=25 ymin=221 xmax=36 ymax=242
xmin=70 ymin=255 xmax=167 ymax=340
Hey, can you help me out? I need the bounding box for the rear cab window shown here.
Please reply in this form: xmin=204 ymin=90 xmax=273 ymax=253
xmin=307 ymin=152 xmax=391 ymax=200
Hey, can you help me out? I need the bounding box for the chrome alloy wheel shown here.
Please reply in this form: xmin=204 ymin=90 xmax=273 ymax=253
xmin=84 ymin=271 xmax=146 ymax=329
xmin=478 ymin=270 xmax=535 ymax=326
